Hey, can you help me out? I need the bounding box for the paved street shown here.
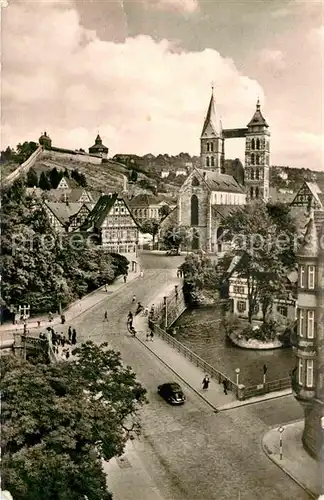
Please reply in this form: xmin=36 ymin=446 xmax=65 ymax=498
xmin=63 ymin=252 xmax=311 ymax=500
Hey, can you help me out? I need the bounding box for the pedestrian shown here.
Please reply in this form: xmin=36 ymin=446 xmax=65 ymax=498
xmin=105 ymin=283 xmax=108 ymax=292
xmin=146 ymin=332 xmax=150 ymax=341
xmin=150 ymin=304 xmax=155 ymax=315
xmin=136 ymin=302 xmax=143 ymax=315
xmin=123 ymin=275 xmax=127 ymax=283
xmin=202 ymin=375 xmax=210 ymax=390
xmin=68 ymin=326 xmax=72 ymax=342
xmin=104 ymin=311 xmax=108 ymax=321
xmin=144 ymin=306 xmax=149 ymax=317
xmin=140 ymin=270 xmax=144 ymax=278
xmin=176 ymin=269 xmax=180 ymax=278
xmin=132 ymin=294 xmax=136 ymax=303
xmin=71 ymin=329 xmax=77 ymax=345
xmin=61 ymin=314 xmax=65 ymax=324
xmin=37 ymin=320 xmax=41 ymax=328
xmin=149 ymin=330 xmax=154 ymax=341
xmin=48 ymin=311 xmax=53 ymax=323
xmin=61 ymin=333 xmax=65 ymax=347
xmin=223 ymin=379 xmax=228 ymax=395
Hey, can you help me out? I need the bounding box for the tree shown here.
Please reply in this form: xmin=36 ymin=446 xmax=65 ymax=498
xmin=15 ymin=141 xmax=38 ymax=164
xmin=162 ymin=225 xmax=190 ymax=253
xmin=49 ymin=167 xmax=63 ymax=189
xmin=140 ymin=218 xmax=160 ymax=244
xmin=159 ymin=204 xmax=171 ymax=219
xmin=1 ymin=146 xmax=14 ymax=163
xmin=71 ymin=169 xmax=87 ymax=187
xmin=39 ymin=171 xmax=51 ymax=190
xmin=26 ymin=168 xmax=39 ymax=187
xmin=129 ymin=169 xmax=138 ymax=182
xmin=220 ymin=202 xmax=297 ymax=323
xmin=1 ymin=342 xmax=146 ymax=500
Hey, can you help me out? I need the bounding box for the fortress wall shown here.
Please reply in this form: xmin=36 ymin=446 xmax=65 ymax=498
xmin=44 ymin=150 xmax=102 ymax=165
xmin=3 ymin=146 xmax=43 ymax=186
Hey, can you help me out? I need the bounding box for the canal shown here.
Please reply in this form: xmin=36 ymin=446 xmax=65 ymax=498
xmin=173 ymin=306 xmax=296 ymax=387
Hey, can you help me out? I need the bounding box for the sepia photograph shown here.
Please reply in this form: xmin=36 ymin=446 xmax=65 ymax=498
xmin=0 ymin=1 xmax=323 ymax=499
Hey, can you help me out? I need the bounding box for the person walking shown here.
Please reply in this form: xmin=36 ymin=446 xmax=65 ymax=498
xmin=68 ymin=326 xmax=72 ymax=342
xmin=202 ymin=375 xmax=210 ymax=390
xmin=61 ymin=314 xmax=65 ymax=324
xmin=104 ymin=311 xmax=108 ymax=321
xmin=71 ymin=328 xmax=77 ymax=345
xmin=223 ymin=379 xmax=228 ymax=395
xmin=149 ymin=330 xmax=154 ymax=341
xmin=144 ymin=306 xmax=149 ymax=317
xmin=132 ymin=294 xmax=136 ymax=303
xmin=123 ymin=274 xmax=127 ymax=283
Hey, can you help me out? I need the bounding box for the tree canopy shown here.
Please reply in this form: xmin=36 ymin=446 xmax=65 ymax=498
xmin=1 ymin=342 xmax=147 ymax=500
xmin=140 ymin=218 xmax=160 ymax=243
xmin=220 ymin=202 xmax=298 ymax=322
xmin=162 ymin=224 xmax=190 ymax=252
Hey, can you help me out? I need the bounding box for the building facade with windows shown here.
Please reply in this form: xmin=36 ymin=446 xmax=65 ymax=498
xmin=293 ymin=210 xmax=324 ymax=460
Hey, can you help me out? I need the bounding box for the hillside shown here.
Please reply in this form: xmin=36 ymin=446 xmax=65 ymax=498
xmin=270 ymin=165 xmax=324 ymax=192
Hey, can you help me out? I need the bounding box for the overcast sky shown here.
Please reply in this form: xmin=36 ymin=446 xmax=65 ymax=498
xmin=2 ymin=0 xmax=323 ymax=169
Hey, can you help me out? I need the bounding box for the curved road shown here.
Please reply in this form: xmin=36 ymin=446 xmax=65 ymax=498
xmin=69 ymin=253 xmax=309 ymax=500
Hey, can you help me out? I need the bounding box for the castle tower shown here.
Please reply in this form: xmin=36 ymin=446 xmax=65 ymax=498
xmin=292 ymin=211 xmax=324 ymax=460
xmin=39 ymin=131 xmax=52 ymax=150
xmin=244 ymin=99 xmax=270 ymax=202
xmin=89 ymin=133 xmax=109 ymax=159
xmin=200 ymin=89 xmax=224 ymax=173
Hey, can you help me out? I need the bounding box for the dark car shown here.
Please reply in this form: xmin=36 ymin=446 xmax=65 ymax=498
xmin=165 ymin=248 xmax=179 ymax=256
xmin=157 ymin=382 xmax=186 ymax=405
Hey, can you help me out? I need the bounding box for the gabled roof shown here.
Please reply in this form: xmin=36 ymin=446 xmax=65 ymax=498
xmin=201 ymin=91 xmax=222 ymax=137
xmin=81 ymin=194 xmax=118 ymax=230
xmin=297 ymin=210 xmax=324 ymax=257
xmin=45 ymin=202 xmax=92 ymax=226
xmin=57 ymin=176 xmax=79 ymax=189
xmin=290 ymin=180 xmax=324 ymax=208
xmin=247 ymin=99 xmax=269 ymax=128
xmin=195 ymin=168 xmax=245 ymax=194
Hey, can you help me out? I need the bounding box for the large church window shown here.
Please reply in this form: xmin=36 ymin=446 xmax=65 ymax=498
xmin=256 ymin=138 xmax=260 ymax=150
xmin=251 ymin=138 xmax=255 ymax=150
xmin=206 ymin=156 xmax=210 ymax=167
xmin=255 ymin=169 xmax=260 ymax=180
xmin=211 ymin=157 xmax=215 ymax=167
xmin=250 ymin=169 xmax=255 ymax=180
xmin=192 ymin=176 xmax=200 ymax=187
xmin=191 ymin=195 xmax=199 ymax=226
xmin=251 ymin=153 xmax=255 ymax=165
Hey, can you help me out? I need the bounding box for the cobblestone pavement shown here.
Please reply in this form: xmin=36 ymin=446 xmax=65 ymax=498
xmin=62 ymin=252 xmax=311 ymax=500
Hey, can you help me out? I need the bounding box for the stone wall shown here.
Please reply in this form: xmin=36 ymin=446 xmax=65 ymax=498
xmin=44 ymin=150 xmax=102 ymax=165
xmin=3 ymin=146 xmax=43 ymax=187
xmin=155 ymin=285 xmax=187 ymax=330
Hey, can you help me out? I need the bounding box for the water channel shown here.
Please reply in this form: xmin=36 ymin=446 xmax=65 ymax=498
xmin=173 ymin=306 xmax=296 ymax=387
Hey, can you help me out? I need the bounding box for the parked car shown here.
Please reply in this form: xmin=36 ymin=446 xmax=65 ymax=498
xmin=157 ymin=382 xmax=186 ymax=405
xmin=165 ymin=248 xmax=179 ymax=256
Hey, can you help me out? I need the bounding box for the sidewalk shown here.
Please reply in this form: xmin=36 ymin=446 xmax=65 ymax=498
xmin=103 ymin=440 xmax=164 ymax=500
xmin=0 ymin=270 xmax=140 ymax=341
xmin=262 ymin=420 xmax=321 ymax=499
xmin=133 ymin=286 xmax=237 ymax=411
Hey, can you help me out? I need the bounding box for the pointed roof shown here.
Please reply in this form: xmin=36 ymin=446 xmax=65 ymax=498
xmin=201 ymin=90 xmax=222 ymax=137
xmin=297 ymin=216 xmax=318 ymax=257
xmin=247 ymin=99 xmax=269 ymax=128
xmin=95 ymin=134 xmax=102 ymax=144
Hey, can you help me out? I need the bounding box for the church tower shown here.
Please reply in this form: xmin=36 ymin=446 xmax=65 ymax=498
xmin=245 ymin=99 xmax=270 ymax=202
xmin=200 ymin=89 xmax=224 ymax=173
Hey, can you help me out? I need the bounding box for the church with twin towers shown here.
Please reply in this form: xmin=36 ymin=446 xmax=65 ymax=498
xmin=177 ymin=89 xmax=271 ymax=252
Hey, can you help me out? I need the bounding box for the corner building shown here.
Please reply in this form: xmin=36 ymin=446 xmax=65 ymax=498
xmin=293 ymin=210 xmax=324 ymax=459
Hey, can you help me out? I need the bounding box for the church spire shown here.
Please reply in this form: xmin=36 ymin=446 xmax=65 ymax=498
xmin=201 ymin=90 xmax=222 ymax=137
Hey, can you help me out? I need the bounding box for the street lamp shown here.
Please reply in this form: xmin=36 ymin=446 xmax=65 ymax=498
xmin=235 ymin=367 xmax=240 ymax=386
xmin=278 ymin=426 xmax=284 ymax=460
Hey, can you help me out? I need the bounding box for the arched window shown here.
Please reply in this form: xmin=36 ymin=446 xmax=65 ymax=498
xmin=255 ymin=187 xmax=259 ymax=198
xmin=210 ymin=142 xmax=214 ymax=152
xmin=211 ymin=156 xmax=215 ymax=167
xmin=207 ymin=143 xmax=210 ymax=152
xmin=255 ymin=169 xmax=260 ymax=180
xmin=251 ymin=153 xmax=255 ymax=165
xmin=256 ymin=154 xmax=260 ymax=165
xmin=256 ymin=138 xmax=260 ymax=150
xmin=192 ymin=176 xmax=200 ymax=187
xmin=251 ymin=138 xmax=255 ymax=150
xmin=206 ymin=156 xmax=210 ymax=167
xmin=250 ymin=169 xmax=255 ymax=180
xmin=191 ymin=195 xmax=199 ymax=226
xmin=250 ymin=187 xmax=254 ymax=199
